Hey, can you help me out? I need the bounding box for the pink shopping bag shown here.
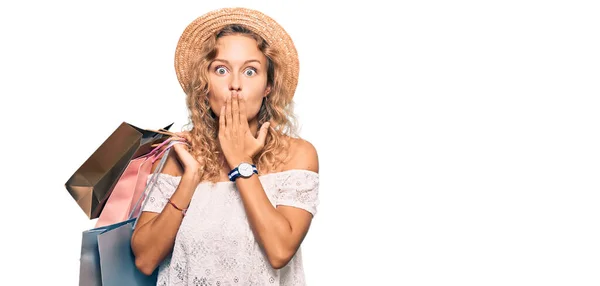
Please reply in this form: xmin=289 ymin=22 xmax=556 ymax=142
xmin=94 ymin=138 xmax=173 ymax=228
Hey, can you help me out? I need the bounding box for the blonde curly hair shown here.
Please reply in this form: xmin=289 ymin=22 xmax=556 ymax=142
xmin=181 ymin=24 xmax=300 ymax=184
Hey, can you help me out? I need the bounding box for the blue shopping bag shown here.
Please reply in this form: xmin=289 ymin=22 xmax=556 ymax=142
xmin=96 ymin=217 xmax=158 ymax=285
xmin=79 ymin=219 xmax=148 ymax=286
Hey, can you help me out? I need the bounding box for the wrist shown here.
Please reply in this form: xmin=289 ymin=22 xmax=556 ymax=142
xmin=182 ymin=170 xmax=202 ymax=185
xmin=228 ymin=160 xmax=258 ymax=182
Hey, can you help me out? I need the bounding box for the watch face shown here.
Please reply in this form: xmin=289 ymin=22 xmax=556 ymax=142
xmin=239 ymin=163 xmax=253 ymax=177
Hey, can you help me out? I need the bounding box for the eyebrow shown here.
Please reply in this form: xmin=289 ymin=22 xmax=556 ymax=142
xmin=213 ymin=59 xmax=262 ymax=65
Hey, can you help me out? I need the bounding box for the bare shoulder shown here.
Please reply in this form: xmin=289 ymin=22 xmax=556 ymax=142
xmin=282 ymin=137 xmax=319 ymax=173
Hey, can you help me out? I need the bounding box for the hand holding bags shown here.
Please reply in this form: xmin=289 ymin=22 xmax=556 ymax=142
xmin=65 ymin=122 xmax=173 ymax=219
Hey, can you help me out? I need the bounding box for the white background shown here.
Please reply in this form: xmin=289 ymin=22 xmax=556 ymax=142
xmin=1 ymin=0 xmax=599 ymax=285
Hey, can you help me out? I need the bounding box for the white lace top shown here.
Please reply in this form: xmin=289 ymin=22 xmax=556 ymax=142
xmin=141 ymin=169 xmax=320 ymax=286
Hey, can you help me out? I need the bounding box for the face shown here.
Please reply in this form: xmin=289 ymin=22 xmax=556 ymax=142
xmin=207 ymin=35 xmax=271 ymax=121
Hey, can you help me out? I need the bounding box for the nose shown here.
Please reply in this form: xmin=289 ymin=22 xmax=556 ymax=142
xmin=229 ymin=73 xmax=241 ymax=92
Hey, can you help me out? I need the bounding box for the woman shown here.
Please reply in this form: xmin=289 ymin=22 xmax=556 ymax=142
xmin=131 ymin=7 xmax=320 ymax=285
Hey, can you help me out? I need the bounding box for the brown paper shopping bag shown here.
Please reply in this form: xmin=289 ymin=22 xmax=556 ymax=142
xmin=65 ymin=121 xmax=174 ymax=219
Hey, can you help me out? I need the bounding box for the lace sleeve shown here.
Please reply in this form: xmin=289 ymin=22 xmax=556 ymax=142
xmin=141 ymin=174 xmax=181 ymax=213
xmin=276 ymin=170 xmax=320 ymax=216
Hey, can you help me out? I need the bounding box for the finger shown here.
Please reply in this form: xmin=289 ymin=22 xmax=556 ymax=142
xmin=232 ymin=92 xmax=239 ymax=133
xmin=256 ymin=122 xmax=270 ymax=145
xmin=170 ymin=140 xmax=190 ymax=149
xmin=219 ymin=105 xmax=226 ymax=137
xmin=174 ymin=132 xmax=190 ymax=141
xmin=170 ymin=136 xmax=186 ymax=143
xmin=172 ymin=142 xmax=189 ymax=153
xmin=239 ymin=94 xmax=249 ymax=130
xmin=170 ymin=144 xmax=188 ymax=162
xmin=226 ymin=95 xmax=233 ymax=133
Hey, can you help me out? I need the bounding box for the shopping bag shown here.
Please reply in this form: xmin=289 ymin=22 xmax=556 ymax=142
xmin=97 ymin=217 xmax=156 ymax=286
xmin=79 ymin=141 xmax=181 ymax=286
xmin=65 ymin=121 xmax=173 ymax=219
xmin=79 ymin=219 xmax=134 ymax=286
xmin=94 ymin=137 xmax=174 ymax=228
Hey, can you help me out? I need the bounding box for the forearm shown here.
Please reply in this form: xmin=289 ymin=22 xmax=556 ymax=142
xmin=235 ymin=175 xmax=296 ymax=268
xmin=132 ymin=173 xmax=199 ymax=274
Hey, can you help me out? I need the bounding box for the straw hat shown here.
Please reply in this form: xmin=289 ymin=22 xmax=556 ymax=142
xmin=174 ymin=7 xmax=299 ymax=99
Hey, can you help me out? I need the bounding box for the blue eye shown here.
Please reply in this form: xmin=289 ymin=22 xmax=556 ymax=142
xmin=244 ymin=68 xmax=256 ymax=76
xmin=215 ymin=66 xmax=228 ymax=75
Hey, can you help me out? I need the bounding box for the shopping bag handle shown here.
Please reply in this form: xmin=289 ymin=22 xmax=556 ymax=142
xmin=139 ymin=137 xmax=171 ymax=158
xmin=151 ymin=140 xmax=190 ymax=164
xmin=149 ymin=129 xmax=188 ymax=148
xmin=146 ymin=129 xmax=178 ymax=137
xmin=146 ymin=137 xmax=175 ymax=158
